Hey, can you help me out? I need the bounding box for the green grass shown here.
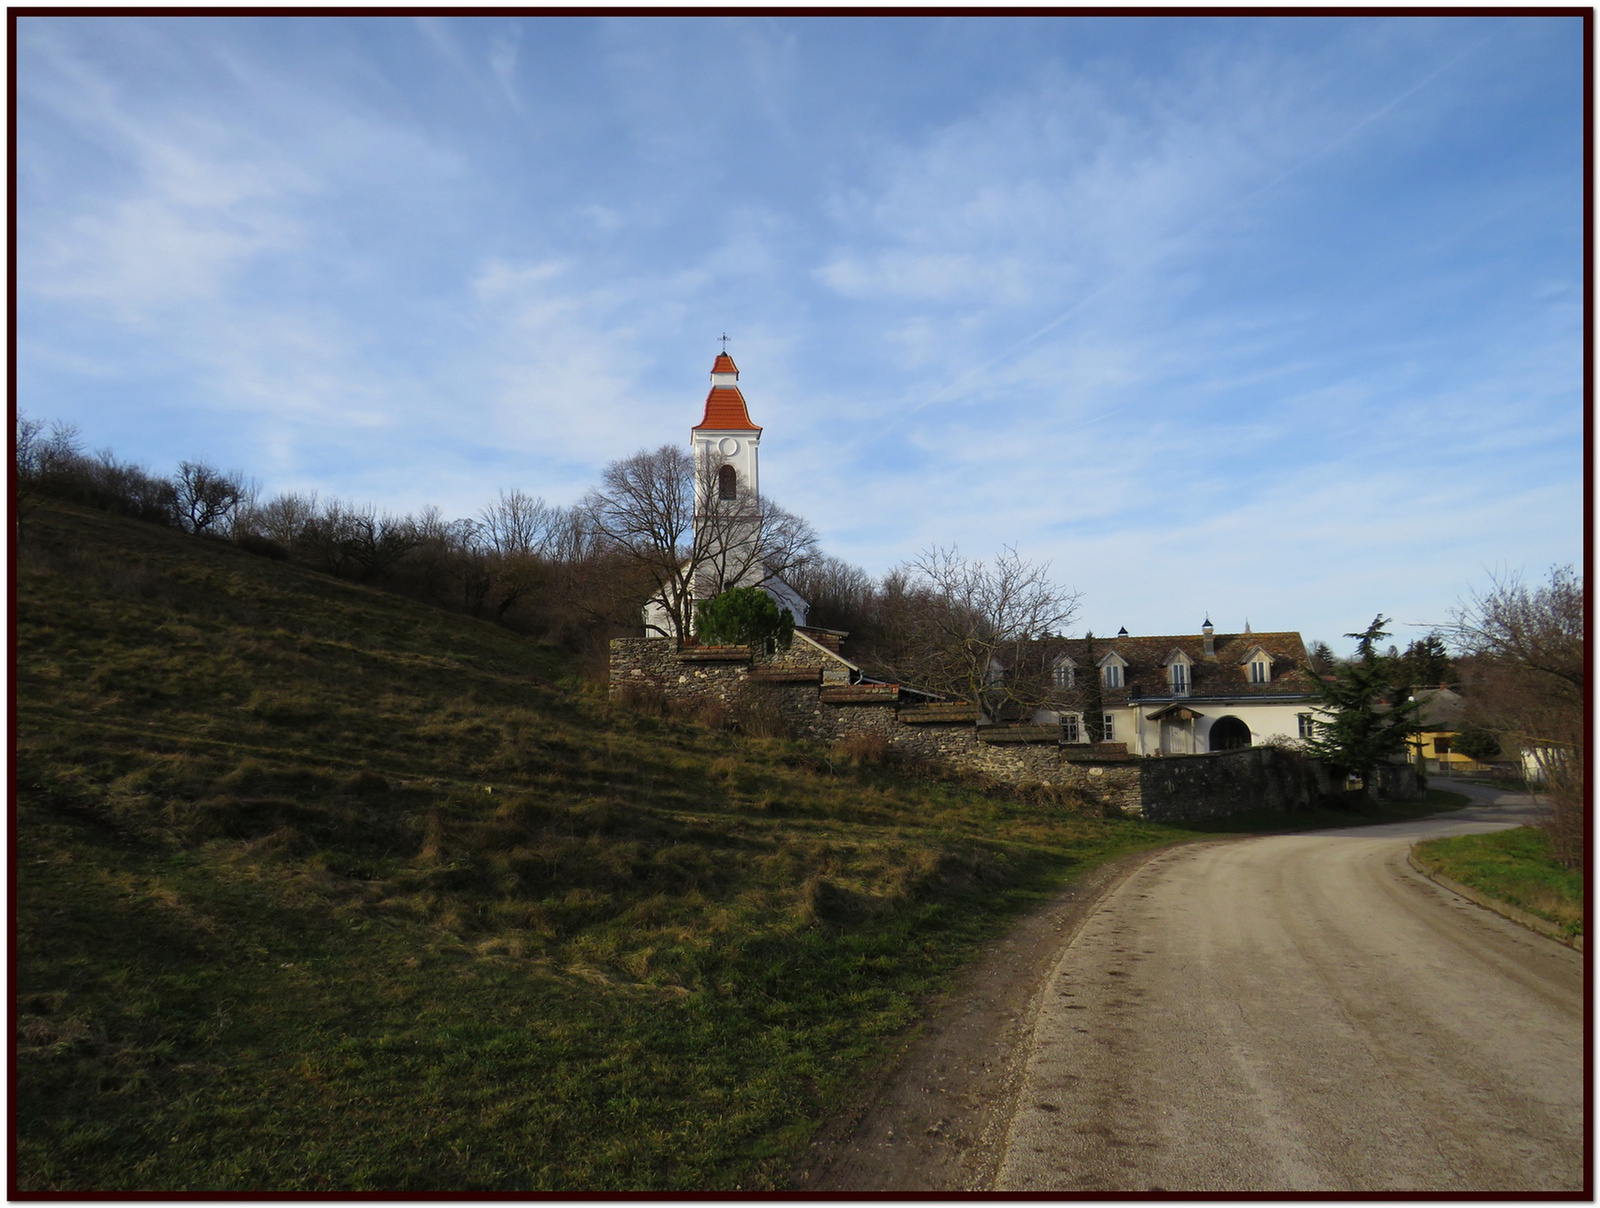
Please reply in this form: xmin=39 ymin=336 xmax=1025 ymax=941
xmin=1411 ymin=827 xmax=1584 ymax=939
xmin=16 ymin=503 xmax=1178 ymax=1192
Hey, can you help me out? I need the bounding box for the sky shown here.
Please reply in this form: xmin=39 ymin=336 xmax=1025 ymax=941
xmin=15 ymin=14 xmax=1586 ymax=653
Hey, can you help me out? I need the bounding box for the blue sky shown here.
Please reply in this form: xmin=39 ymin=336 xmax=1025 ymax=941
xmin=16 ymin=15 xmax=1584 ymax=652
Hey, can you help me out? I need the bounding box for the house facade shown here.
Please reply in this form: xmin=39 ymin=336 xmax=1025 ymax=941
xmin=1034 ymin=621 xmax=1326 ymax=755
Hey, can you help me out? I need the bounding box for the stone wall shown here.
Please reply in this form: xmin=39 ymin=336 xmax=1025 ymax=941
xmin=606 ymin=638 xmax=1413 ymax=822
xmin=1137 ymin=746 xmax=1423 ymax=823
xmin=1138 ymin=746 xmax=1321 ymax=823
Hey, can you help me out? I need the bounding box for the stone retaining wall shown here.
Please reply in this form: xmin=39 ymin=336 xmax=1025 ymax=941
xmin=608 ymin=638 xmax=1415 ymax=821
xmin=1136 ymin=746 xmax=1423 ymax=823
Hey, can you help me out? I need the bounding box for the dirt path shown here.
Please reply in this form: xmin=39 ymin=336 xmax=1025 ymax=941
xmin=997 ymin=804 xmax=1583 ymax=1192
xmin=787 ymin=845 xmax=1180 ymax=1192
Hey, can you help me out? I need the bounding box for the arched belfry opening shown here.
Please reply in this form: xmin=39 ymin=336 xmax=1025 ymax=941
xmin=1209 ymin=716 xmax=1252 ymax=751
xmin=718 ymin=464 xmax=737 ymax=500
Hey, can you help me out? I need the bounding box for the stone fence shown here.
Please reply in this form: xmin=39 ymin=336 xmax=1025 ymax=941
xmin=608 ymin=638 xmax=1421 ymax=821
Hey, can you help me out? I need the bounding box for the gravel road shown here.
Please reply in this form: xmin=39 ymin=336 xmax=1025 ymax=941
xmin=996 ymin=788 xmax=1585 ymax=1193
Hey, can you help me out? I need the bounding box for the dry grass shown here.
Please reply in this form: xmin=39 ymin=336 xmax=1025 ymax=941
xmin=16 ymin=501 xmax=1172 ymax=1192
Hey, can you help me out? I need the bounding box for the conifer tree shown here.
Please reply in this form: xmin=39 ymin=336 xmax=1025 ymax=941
xmin=1302 ymin=615 xmax=1421 ymax=797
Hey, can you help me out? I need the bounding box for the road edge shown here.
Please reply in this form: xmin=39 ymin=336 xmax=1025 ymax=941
xmin=1406 ymin=850 xmax=1583 ymax=952
xmin=786 ymin=841 xmax=1183 ymax=1192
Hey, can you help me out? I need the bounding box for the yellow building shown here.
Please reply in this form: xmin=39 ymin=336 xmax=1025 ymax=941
xmin=1409 ymin=687 xmax=1490 ymax=773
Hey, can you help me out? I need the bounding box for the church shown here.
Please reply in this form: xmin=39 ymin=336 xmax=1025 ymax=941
xmin=640 ymin=349 xmax=811 ymax=639
xmin=642 ymin=349 xmax=1324 ymax=756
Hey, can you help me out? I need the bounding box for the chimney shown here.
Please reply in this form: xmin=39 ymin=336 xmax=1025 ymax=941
xmin=1203 ymin=617 xmax=1215 ymax=658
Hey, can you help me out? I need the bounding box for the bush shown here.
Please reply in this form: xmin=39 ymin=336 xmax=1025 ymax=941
xmin=728 ymin=682 xmax=794 ymax=740
xmin=830 ymin=732 xmax=892 ymax=767
xmin=695 ymin=586 xmax=794 ymax=649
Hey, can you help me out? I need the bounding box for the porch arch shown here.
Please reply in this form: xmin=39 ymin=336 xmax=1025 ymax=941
xmin=1209 ymin=715 xmax=1252 ymax=751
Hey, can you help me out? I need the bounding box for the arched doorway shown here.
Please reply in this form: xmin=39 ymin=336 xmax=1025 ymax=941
xmin=1209 ymin=716 xmax=1252 ymax=751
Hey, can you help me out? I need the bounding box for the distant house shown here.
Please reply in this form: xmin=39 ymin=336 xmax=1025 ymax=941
xmin=1032 ymin=621 xmax=1325 ymax=755
xmin=1408 ymin=687 xmax=1471 ymax=772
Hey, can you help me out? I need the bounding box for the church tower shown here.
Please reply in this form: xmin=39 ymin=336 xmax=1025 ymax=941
xmin=692 ymin=351 xmax=761 ymax=517
xmin=640 ymin=347 xmax=808 ymax=638
xmin=691 ymin=350 xmax=764 ymax=598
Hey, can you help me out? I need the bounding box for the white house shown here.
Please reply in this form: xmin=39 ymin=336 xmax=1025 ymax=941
xmin=641 ymin=350 xmax=809 ymax=638
xmin=1034 ymin=621 xmax=1328 ymax=755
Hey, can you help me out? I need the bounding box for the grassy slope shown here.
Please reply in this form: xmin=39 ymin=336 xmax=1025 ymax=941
xmin=1411 ymin=827 xmax=1584 ymax=938
xmin=17 ymin=503 xmax=1176 ymax=1192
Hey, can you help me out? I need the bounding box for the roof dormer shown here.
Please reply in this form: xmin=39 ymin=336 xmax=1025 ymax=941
xmin=1163 ymin=648 xmax=1193 ymax=696
xmin=1098 ymin=649 xmax=1128 ymax=689
xmin=1052 ymin=653 xmax=1076 ymax=688
xmin=1238 ymin=644 xmax=1275 ymax=685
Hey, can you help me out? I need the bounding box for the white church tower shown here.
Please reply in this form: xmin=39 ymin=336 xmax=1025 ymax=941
xmin=692 ymin=349 xmax=762 ymax=542
xmin=641 ymin=348 xmax=808 ymax=638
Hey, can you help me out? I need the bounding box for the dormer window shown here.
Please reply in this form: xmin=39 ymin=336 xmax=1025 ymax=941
xmin=1163 ymin=649 xmax=1193 ymax=696
xmin=1239 ymin=645 xmax=1274 ymax=685
xmin=1052 ymin=657 xmax=1075 ymax=688
xmin=718 ymin=464 xmax=737 ymax=500
xmin=1099 ymin=650 xmax=1128 ymax=689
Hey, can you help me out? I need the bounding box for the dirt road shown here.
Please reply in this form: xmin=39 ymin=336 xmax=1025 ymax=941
xmin=997 ymin=790 xmax=1585 ymax=1192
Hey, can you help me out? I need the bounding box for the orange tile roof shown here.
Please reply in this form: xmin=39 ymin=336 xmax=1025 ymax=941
xmin=694 ymin=386 xmax=761 ymax=432
xmin=711 ymin=353 xmax=739 ymax=375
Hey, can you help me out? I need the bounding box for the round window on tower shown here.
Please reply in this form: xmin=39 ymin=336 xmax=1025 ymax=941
xmin=717 ymin=437 xmax=740 ymax=456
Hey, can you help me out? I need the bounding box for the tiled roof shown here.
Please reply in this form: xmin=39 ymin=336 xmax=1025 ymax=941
xmin=1038 ymin=630 xmax=1319 ymax=704
xmin=711 ymin=353 xmax=739 ymax=376
xmin=694 ymin=386 xmax=760 ymax=432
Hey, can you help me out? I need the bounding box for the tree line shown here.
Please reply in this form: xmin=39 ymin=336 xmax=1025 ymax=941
xmin=13 ymin=417 xmax=1079 ymax=694
xmin=16 ymin=413 xmax=1582 ymax=869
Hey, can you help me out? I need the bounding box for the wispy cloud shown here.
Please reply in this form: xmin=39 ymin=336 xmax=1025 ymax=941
xmin=15 ymin=16 xmax=1582 ymax=645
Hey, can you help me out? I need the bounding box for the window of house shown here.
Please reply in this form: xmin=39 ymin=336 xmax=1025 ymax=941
xmin=1053 ymin=660 xmax=1074 ymax=688
xmin=1062 ymin=713 xmax=1081 ymax=742
xmin=1102 ymin=664 xmax=1122 ymax=688
xmin=1102 ymin=713 xmax=1115 ymax=741
xmin=1249 ymin=659 xmax=1269 ymax=684
xmin=718 ymin=464 xmax=737 ymax=500
xmin=1170 ymin=663 xmax=1189 ymax=695
xmin=1434 ymin=736 xmax=1452 ymax=756
xmin=1298 ymin=713 xmax=1315 ymax=739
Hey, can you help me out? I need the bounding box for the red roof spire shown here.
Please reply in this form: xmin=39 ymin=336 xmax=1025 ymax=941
xmin=694 ymin=348 xmax=760 ymax=432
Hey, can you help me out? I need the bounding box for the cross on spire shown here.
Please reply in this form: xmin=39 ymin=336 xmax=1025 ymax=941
xmin=718 ymin=332 xmax=730 ymax=352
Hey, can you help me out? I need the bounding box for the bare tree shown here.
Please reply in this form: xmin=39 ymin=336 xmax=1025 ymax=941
xmin=584 ymin=445 xmax=818 ymax=642
xmin=873 ymin=544 xmax=1080 ymax=720
xmin=479 ymin=489 xmax=562 ymax=559
xmin=1449 ymin=566 xmax=1584 ymax=868
xmin=173 ymin=461 xmax=243 ymax=536
xmin=343 ymin=506 xmax=423 ymax=582
xmin=787 ymin=554 xmax=878 ymax=634
xmin=241 ymin=491 xmax=321 ymax=552
xmin=16 ymin=416 xmax=84 ymax=523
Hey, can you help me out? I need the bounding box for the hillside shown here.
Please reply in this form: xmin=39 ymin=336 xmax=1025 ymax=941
xmin=14 ymin=502 xmax=1175 ymax=1192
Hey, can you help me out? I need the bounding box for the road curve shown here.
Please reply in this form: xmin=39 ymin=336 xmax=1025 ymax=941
xmin=995 ymin=791 xmax=1586 ymax=1193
